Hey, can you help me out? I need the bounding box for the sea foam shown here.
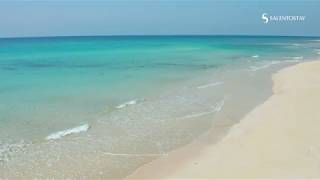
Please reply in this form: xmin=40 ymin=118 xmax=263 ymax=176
xmin=46 ymin=124 xmax=90 ymax=140
xmin=116 ymin=100 xmax=138 ymax=109
xmin=292 ymin=56 xmax=303 ymax=60
xmin=177 ymin=99 xmax=225 ymax=120
xmin=213 ymin=99 xmax=225 ymax=112
xmin=251 ymin=55 xmax=259 ymax=58
xmin=197 ymin=82 xmax=224 ymax=89
xmin=309 ymin=40 xmax=320 ymax=42
xmin=0 ymin=140 xmax=28 ymax=163
xmin=250 ymin=58 xmax=301 ymax=72
xmin=249 ymin=61 xmax=281 ymax=71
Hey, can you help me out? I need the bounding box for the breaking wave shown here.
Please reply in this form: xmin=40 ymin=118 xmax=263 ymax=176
xmin=116 ymin=100 xmax=138 ymax=109
xmin=46 ymin=124 xmax=90 ymax=140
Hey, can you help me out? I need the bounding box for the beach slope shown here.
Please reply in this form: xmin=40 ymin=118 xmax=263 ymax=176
xmin=129 ymin=61 xmax=320 ymax=179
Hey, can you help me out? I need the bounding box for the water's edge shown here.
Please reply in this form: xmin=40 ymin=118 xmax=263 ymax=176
xmin=125 ymin=62 xmax=302 ymax=179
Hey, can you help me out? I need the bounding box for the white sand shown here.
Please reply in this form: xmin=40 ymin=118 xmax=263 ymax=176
xmin=129 ymin=61 xmax=320 ymax=179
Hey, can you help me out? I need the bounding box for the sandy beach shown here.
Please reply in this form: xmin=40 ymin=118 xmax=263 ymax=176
xmin=128 ymin=61 xmax=320 ymax=179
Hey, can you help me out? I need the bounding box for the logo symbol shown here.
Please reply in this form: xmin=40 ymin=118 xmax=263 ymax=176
xmin=262 ymin=13 xmax=269 ymax=24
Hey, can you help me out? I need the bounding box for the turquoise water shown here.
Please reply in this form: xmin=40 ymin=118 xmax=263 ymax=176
xmin=0 ymin=36 xmax=320 ymax=177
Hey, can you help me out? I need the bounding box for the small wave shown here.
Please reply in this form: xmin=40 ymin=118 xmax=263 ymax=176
xmin=292 ymin=56 xmax=303 ymax=60
xmin=249 ymin=61 xmax=281 ymax=71
xmin=251 ymin=55 xmax=259 ymax=58
xmin=101 ymin=151 xmax=167 ymax=157
xmin=178 ymin=111 xmax=214 ymax=120
xmin=213 ymin=99 xmax=225 ymax=112
xmin=197 ymin=82 xmax=224 ymax=89
xmin=46 ymin=124 xmax=90 ymax=140
xmin=116 ymin=100 xmax=138 ymax=109
xmin=309 ymin=40 xmax=320 ymax=42
xmin=282 ymin=56 xmax=304 ymax=61
xmin=177 ymin=99 xmax=225 ymax=120
xmin=282 ymin=59 xmax=300 ymax=63
xmin=250 ymin=58 xmax=301 ymax=72
xmin=263 ymin=43 xmax=300 ymax=46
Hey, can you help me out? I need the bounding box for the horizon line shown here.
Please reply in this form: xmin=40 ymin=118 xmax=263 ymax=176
xmin=1 ymin=34 xmax=319 ymax=40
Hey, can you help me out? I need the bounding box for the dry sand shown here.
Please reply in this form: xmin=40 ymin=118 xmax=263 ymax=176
xmin=128 ymin=61 xmax=320 ymax=179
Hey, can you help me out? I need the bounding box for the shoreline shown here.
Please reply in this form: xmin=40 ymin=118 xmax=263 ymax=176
xmin=128 ymin=61 xmax=320 ymax=179
xmin=1 ymin=60 xmax=316 ymax=179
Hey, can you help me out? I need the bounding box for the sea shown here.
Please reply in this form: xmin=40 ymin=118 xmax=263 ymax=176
xmin=0 ymin=36 xmax=319 ymax=178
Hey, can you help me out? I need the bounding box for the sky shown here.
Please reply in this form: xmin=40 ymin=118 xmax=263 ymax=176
xmin=0 ymin=0 xmax=319 ymax=38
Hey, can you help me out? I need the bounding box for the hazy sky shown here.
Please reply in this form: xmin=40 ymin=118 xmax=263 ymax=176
xmin=0 ymin=0 xmax=319 ymax=37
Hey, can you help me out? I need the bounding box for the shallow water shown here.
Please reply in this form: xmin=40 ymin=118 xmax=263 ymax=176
xmin=0 ymin=36 xmax=319 ymax=178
